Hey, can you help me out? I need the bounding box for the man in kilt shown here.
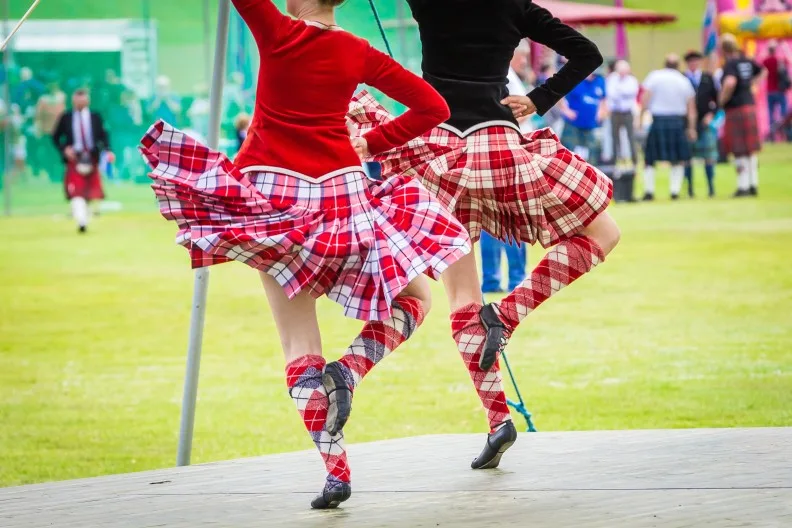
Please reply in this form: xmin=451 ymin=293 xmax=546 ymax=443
xmin=348 ymin=0 xmax=620 ymax=470
xmin=52 ymin=89 xmax=113 ymax=233
xmin=640 ymin=54 xmax=697 ymax=201
xmin=719 ymin=34 xmax=764 ymax=197
xmin=684 ymin=50 xmax=720 ymax=198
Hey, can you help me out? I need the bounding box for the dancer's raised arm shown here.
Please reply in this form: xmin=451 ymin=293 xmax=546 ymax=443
xmin=360 ymin=46 xmax=450 ymax=155
xmin=231 ymin=0 xmax=288 ymax=48
xmin=519 ymin=1 xmax=603 ymax=115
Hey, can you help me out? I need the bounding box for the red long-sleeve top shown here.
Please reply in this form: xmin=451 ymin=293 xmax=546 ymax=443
xmin=231 ymin=0 xmax=449 ymax=178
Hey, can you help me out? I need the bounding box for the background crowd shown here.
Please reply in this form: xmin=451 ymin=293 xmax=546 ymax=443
xmin=0 ymin=67 xmax=255 ymax=187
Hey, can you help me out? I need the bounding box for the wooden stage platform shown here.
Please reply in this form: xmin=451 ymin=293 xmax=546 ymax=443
xmin=1 ymin=428 xmax=790 ymax=527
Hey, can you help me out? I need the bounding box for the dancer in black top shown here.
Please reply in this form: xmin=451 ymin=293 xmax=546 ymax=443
xmin=348 ymin=0 xmax=621 ymax=469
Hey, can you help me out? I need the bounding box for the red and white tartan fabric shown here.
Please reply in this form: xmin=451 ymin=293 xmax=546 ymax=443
xmin=140 ymin=120 xmax=470 ymax=322
xmin=348 ymin=91 xmax=613 ymax=247
xmin=64 ymin=162 xmax=104 ymax=201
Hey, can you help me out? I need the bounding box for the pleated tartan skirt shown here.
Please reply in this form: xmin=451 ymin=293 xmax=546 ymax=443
xmin=347 ymin=91 xmax=613 ymax=248
xmin=139 ymin=120 xmax=470 ymax=321
xmin=723 ymin=105 xmax=761 ymax=157
xmin=644 ymin=115 xmax=691 ymax=166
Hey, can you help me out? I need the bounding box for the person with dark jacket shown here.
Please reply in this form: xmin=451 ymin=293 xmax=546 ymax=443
xmin=349 ymin=0 xmax=620 ymax=471
xmin=52 ymin=89 xmax=113 ymax=233
xmin=684 ymin=50 xmax=720 ymax=198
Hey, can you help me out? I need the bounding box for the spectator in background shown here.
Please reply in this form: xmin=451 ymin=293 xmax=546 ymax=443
xmin=234 ymin=112 xmax=251 ymax=151
xmin=187 ymin=84 xmax=211 ymax=139
xmin=684 ymin=50 xmax=720 ymax=198
xmin=641 ymin=53 xmax=696 ymax=201
xmin=52 ymin=89 xmax=113 ymax=233
xmin=34 ymin=81 xmax=67 ymax=181
xmin=13 ymin=67 xmax=45 ymax=114
xmin=762 ymin=41 xmax=790 ymax=141
xmin=108 ymin=89 xmax=145 ymax=181
xmin=480 ymin=45 xmax=530 ymax=295
xmin=560 ymin=70 xmax=608 ymax=162
xmin=147 ymin=76 xmax=182 ymax=125
xmin=605 ymin=59 xmax=639 ymax=165
xmin=94 ymin=69 xmax=126 ymax=117
xmin=720 ymin=34 xmax=764 ymax=197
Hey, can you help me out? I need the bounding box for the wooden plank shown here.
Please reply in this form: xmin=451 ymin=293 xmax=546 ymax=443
xmin=1 ymin=428 xmax=790 ymax=527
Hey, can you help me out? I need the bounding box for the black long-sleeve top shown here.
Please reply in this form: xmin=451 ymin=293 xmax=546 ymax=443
xmin=406 ymin=0 xmax=603 ymax=132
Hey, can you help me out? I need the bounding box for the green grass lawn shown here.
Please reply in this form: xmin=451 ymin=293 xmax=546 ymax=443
xmin=1 ymin=147 xmax=791 ymax=487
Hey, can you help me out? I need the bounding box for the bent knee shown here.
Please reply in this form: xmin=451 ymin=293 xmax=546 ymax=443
xmin=584 ymin=213 xmax=621 ymax=256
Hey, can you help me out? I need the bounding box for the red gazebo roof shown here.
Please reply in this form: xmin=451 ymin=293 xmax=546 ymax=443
xmin=534 ymin=0 xmax=677 ymax=26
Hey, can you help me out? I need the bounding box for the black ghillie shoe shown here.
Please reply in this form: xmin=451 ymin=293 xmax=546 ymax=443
xmin=479 ymin=304 xmax=510 ymax=371
xmin=323 ymin=361 xmax=352 ymax=436
xmin=471 ymin=421 xmax=518 ymax=470
xmin=311 ymin=480 xmax=352 ymax=510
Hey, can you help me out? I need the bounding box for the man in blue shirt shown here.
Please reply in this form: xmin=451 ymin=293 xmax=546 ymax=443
xmin=560 ymin=73 xmax=608 ymax=162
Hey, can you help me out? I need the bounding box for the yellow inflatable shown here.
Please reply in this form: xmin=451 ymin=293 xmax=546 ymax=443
xmin=719 ymin=12 xmax=792 ymax=39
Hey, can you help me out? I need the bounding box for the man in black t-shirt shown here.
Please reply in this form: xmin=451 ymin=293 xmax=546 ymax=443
xmin=719 ymin=35 xmax=764 ymax=197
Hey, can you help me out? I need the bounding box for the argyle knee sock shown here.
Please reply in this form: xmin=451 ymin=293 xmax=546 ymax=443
xmin=494 ymin=236 xmax=605 ymax=333
xmin=451 ymin=303 xmax=511 ymax=431
xmin=286 ymin=355 xmax=350 ymax=490
xmin=333 ymin=296 xmax=425 ymax=391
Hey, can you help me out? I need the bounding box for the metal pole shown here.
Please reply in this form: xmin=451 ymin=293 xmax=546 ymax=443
xmin=203 ymin=0 xmax=212 ymax=86
xmin=176 ymin=0 xmax=231 ymax=468
xmin=2 ymin=0 xmax=12 ymax=216
xmin=395 ymin=0 xmax=408 ymax=63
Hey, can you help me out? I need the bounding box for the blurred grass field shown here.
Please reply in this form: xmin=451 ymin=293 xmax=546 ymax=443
xmin=1 ymin=147 xmax=792 ymax=487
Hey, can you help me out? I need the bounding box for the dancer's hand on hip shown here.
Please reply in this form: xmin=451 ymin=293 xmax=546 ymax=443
xmin=501 ymin=96 xmax=537 ymax=118
xmin=351 ymin=137 xmax=370 ymax=159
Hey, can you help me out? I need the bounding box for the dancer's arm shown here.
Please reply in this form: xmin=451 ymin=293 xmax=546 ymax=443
xmin=519 ymin=1 xmax=603 ymax=116
xmin=360 ymin=46 xmax=450 ymax=156
xmin=231 ymin=0 xmax=287 ymax=49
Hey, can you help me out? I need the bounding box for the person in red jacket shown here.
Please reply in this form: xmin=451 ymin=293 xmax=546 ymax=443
xmin=349 ymin=0 xmax=620 ymax=469
xmin=140 ymin=0 xmax=470 ymax=510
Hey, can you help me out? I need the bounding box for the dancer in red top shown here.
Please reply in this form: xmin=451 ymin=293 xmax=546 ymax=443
xmin=140 ymin=0 xmax=470 ymax=509
xmin=349 ymin=0 xmax=621 ymax=469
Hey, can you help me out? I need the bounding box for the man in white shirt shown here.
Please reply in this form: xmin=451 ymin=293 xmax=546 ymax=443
xmin=641 ymin=54 xmax=697 ymax=201
xmin=606 ymin=60 xmax=639 ymax=165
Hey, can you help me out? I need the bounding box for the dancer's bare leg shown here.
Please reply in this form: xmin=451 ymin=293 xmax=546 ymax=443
xmin=442 ymin=248 xmax=516 ymax=468
xmin=260 ymin=272 xmax=351 ymax=509
xmin=324 ymin=275 xmax=432 ymax=434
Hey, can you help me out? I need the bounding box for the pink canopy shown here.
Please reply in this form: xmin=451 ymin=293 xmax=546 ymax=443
xmin=533 ymin=0 xmax=677 ymax=26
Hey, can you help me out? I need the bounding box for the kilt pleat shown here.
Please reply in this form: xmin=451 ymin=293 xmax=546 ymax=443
xmin=348 ymin=91 xmax=613 ymax=248
xmin=691 ymin=124 xmax=719 ymax=160
xmin=139 ymin=120 xmax=470 ymax=322
xmin=644 ymin=115 xmax=691 ymax=165
xmin=723 ymin=105 xmax=761 ymax=157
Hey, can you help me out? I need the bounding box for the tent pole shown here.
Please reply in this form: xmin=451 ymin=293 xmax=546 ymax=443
xmin=176 ymin=0 xmax=231 ymax=468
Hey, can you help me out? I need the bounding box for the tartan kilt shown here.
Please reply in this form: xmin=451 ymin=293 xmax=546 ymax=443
xmin=64 ymin=162 xmax=104 ymax=201
xmin=348 ymin=91 xmax=613 ymax=248
xmin=644 ymin=116 xmax=691 ymax=166
xmin=139 ymin=120 xmax=470 ymax=322
xmin=690 ymin=123 xmax=719 ymax=160
xmin=723 ymin=105 xmax=761 ymax=157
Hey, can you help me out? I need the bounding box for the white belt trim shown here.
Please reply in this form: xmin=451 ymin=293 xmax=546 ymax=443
xmin=238 ymin=165 xmax=364 ymax=183
xmin=438 ymin=120 xmax=523 ymax=138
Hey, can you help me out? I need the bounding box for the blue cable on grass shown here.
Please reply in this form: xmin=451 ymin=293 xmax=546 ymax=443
xmin=500 ymin=350 xmax=537 ymax=432
xmin=366 ymin=0 xmax=536 ymax=433
xmin=367 ymin=0 xmax=394 ymax=58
